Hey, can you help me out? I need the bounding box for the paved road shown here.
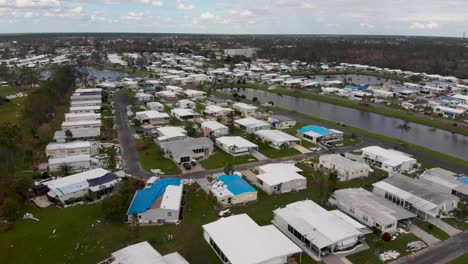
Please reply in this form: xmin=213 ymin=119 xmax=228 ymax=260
xmin=392 ymin=230 xmax=468 ymax=264
xmin=114 ymin=90 xmax=153 ymax=178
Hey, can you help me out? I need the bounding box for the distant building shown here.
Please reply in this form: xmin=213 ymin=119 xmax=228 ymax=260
xmin=215 ymin=136 xmax=258 ymax=156
xmin=136 ymin=110 xmax=170 ymax=125
xmin=170 ymin=108 xmax=201 ymax=121
xmin=200 ymin=121 xmax=229 ymax=137
xmin=224 ymin=48 xmax=257 ymax=58
xmin=268 ymin=115 xmax=296 ymax=129
xmin=254 ymin=129 xmax=300 ymax=149
xmin=127 ymin=178 xmax=183 ymax=224
xmin=146 ymin=101 xmax=165 ymax=112
xmin=135 ymin=92 xmax=154 ymax=102
xmin=48 ymin=154 xmax=92 ymax=172
xmin=209 ymin=174 xmax=257 ymax=206
xmin=203 ymin=105 xmax=234 ymax=117
xmin=234 ymin=117 xmax=270 ymax=133
xmin=232 ymin=102 xmax=258 ymax=115
xmin=177 ymin=99 xmax=196 ymax=109
xmin=297 ymin=125 xmax=343 ymax=144
xmin=154 ymin=126 xmax=187 ymax=142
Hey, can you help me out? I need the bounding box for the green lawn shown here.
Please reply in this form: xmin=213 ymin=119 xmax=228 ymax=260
xmin=0 ymin=86 xmax=17 ymax=97
xmin=0 ymin=97 xmax=26 ymax=124
xmin=201 ymin=147 xmax=258 ymax=169
xmin=136 ymin=139 xmax=182 ymax=175
xmin=414 ymin=218 xmax=450 ymax=240
xmin=258 ymin=144 xmax=301 ymax=158
xmin=448 ymin=253 xmax=468 ymax=264
xmin=442 ymin=218 xmax=468 ymax=231
xmin=0 ymin=189 xmax=221 ymax=264
xmin=347 ymin=233 xmax=423 ymax=264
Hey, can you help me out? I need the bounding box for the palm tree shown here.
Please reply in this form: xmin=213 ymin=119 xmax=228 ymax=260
xmin=59 ymin=163 xmax=73 ymax=176
xmin=105 ymin=146 xmax=119 ymax=170
xmin=397 ymin=122 xmax=411 ymax=140
xmin=65 ymin=130 xmax=73 ymax=142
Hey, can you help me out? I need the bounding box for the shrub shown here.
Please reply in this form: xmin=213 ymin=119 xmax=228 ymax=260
xmin=371 ymin=226 xmax=382 ymax=236
xmin=381 ymin=232 xmax=392 ymax=242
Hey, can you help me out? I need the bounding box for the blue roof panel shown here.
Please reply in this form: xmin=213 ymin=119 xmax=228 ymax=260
xmin=127 ymin=178 xmax=181 ymax=215
xmin=218 ymin=175 xmax=256 ymax=195
xmin=457 ymin=177 xmax=468 ymax=185
xmin=345 ymin=85 xmax=365 ymax=91
xmin=297 ymin=125 xmax=331 ymax=136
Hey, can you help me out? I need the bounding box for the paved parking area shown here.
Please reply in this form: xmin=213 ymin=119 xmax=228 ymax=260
xmin=411 ymin=225 xmax=440 ymax=246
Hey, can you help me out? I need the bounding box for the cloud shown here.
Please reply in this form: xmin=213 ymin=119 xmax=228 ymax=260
xmin=176 ymin=0 xmax=194 ymax=10
xmin=360 ymin=22 xmax=375 ymax=29
xmin=200 ymin=11 xmax=216 ymax=20
xmin=410 ymin=21 xmax=439 ymax=30
xmin=137 ymin=0 xmax=163 ymax=7
xmin=121 ymin=11 xmax=146 ymax=22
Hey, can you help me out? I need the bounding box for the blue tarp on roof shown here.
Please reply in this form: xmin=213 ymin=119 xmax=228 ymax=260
xmin=457 ymin=177 xmax=468 ymax=185
xmin=218 ymin=175 xmax=256 ymax=196
xmin=297 ymin=125 xmax=331 ymax=136
xmin=127 ymin=178 xmax=181 ymax=215
xmin=345 ymin=85 xmax=365 ymax=91
xmin=87 ymin=172 xmax=117 ymax=187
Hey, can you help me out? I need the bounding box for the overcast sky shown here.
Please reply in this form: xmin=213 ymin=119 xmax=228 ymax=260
xmin=0 ymin=0 xmax=466 ymax=37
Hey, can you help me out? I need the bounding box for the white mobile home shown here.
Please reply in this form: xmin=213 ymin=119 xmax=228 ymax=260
xmin=45 ymin=141 xmax=92 ymax=158
xmin=256 ymin=163 xmax=307 ymax=194
xmin=48 ymin=154 xmax=92 ymax=172
xmin=215 ymin=136 xmax=258 ymax=156
xmin=329 ymin=188 xmax=416 ymax=234
xmin=146 ymin=101 xmax=165 ymax=112
xmin=203 ymin=214 xmax=302 ymax=264
xmin=273 ymin=200 xmax=367 ymax=260
xmin=201 ymin=121 xmax=229 ymax=137
xmin=61 ymin=120 xmax=101 ymax=130
xmin=64 ymin=112 xmax=101 ymax=122
xmin=319 ymin=154 xmax=371 ymax=181
xmin=361 ymin=146 xmax=417 ymax=173
xmin=254 ymin=129 xmax=300 ymax=149
xmin=210 ymin=174 xmax=257 ymax=206
xmin=232 ymin=102 xmax=258 ymax=115
xmin=170 ymin=108 xmax=200 ymax=121
xmin=135 ymin=110 xmax=170 ymax=125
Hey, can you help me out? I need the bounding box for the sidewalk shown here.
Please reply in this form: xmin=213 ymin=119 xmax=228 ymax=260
xmin=410 ymin=225 xmax=440 ymax=246
xmin=428 ymin=217 xmax=462 ymax=236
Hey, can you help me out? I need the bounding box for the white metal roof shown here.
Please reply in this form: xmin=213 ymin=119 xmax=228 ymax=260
xmin=65 ymin=112 xmax=101 ymax=118
xmin=233 ymin=102 xmax=258 ymax=111
xmin=361 ymin=146 xmax=416 ymax=167
xmin=156 ymin=126 xmax=187 ymax=140
xmin=254 ymin=130 xmax=300 ymax=144
xmin=156 ymin=91 xmax=177 ymax=97
xmin=372 ymin=181 xmax=439 ymax=213
xmin=48 ymin=154 xmax=91 ymax=165
xmin=201 ymin=120 xmax=228 ymax=131
xmin=257 ymin=163 xmax=305 ymax=186
xmin=45 ymin=168 xmax=110 ymax=196
xmin=159 ymin=184 xmax=183 ymax=211
xmin=234 ymin=117 xmax=269 ymax=128
xmin=75 ymin=88 xmax=102 ymax=93
xmin=330 ymin=210 xmax=367 ymax=230
xmin=46 ymin=141 xmax=92 ymax=151
xmin=62 ymin=120 xmax=101 ymax=127
xmin=136 ymin=110 xmax=170 ymax=120
xmin=184 ymin=89 xmax=206 ymax=96
xmin=70 ymin=100 xmax=102 ymax=106
xmin=216 ymin=136 xmax=258 ymax=149
xmin=111 ymin=241 xmax=187 ymax=264
xmin=203 ymin=105 xmax=233 ymax=115
xmin=273 ymin=200 xmax=364 ymax=249
xmin=203 ymin=214 xmax=302 ymax=264
xmin=320 ymin=154 xmax=370 ymax=171
xmin=69 ymin=105 xmax=101 ymax=111
xmin=171 ymin=108 xmax=199 ymax=116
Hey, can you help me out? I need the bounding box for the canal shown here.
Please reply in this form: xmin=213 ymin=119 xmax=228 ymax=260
xmin=226 ymin=88 xmax=468 ymax=160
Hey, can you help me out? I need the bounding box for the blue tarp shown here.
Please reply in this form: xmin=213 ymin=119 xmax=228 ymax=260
xmin=87 ymin=172 xmax=117 ymax=187
xmin=127 ymin=178 xmax=181 ymax=215
xmin=218 ymin=175 xmax=256 ymax=196
xmin=345 ymin=85 xmax=365 ymax=91
xmin=297 ymin=125 xmax=331 ymax=136
xmin=457 ymin=177 xmax=468 ymax=185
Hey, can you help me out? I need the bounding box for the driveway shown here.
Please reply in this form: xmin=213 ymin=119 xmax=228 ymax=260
xmin=410 ymin=225 xmax=440 ymax=246
xmin=114 ymin=90 xmax=153 ymax=179
xmin=392 ymin=230 xmax=468 ymax=264
xmin=427 ymin=217 xmax=462 ymax=236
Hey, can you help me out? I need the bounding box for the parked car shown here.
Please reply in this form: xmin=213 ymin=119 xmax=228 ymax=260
xmin=183 ymin=163 xmax=192 ymax=170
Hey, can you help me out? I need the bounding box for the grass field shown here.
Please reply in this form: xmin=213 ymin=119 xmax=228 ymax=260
xmin=0 ymin=188 xmax=221 ymax=264
xmin=258 ymin=144 xmax=302 ymax=158
xmin=0 ymin=86 xmax=16 ymax=97
xmin=0 ymin=97 xmax=26 ymax=124
xmin=347 ymin=233 xmax=422 ymax=264
xmin=442 ymin=218 xmax=468 ymax=231
xmin=200 ymin=147 xmax=257 ymax=169
xmin=448 ymin=253 xmax=468 ymax=264
xmin=136 ymin=139 xmax=182 ymax=175
xmin=414 ymin=218 xmax=450 ymax=240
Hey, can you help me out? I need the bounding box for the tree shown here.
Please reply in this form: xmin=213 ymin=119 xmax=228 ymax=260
xmin=252 ymin=97 xmax=258 ymax=102
xmin=328 ymin=171 xmax=338 ymax=195
xmin=105 ymin=146 xmax=119 ymax=170
xmin=397 ymin=122 xmax=411 ymax=140
xmin=184 ymin=123 xmax=197 ymax=137
xmin=224 ymin=163 xmax=234 ymax=175
xmin=65 ymin=129 xmax=73 ymax=141
xmin=59 ymin=163 xmax=73 ymax=176
xmin=280 ymin=143 xmax=289 ymax=150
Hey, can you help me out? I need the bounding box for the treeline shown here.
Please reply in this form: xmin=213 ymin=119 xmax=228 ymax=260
xmin=0 ymin=66 xmax=75 ymax=223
